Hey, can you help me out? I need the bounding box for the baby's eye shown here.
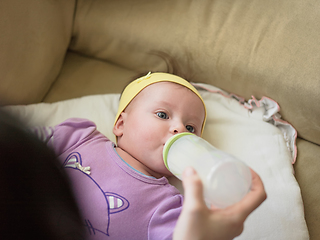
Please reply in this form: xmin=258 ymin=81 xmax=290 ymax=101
xmin=157 ymin=112 xmax=168 ymax=119
xmin=186 ymin=125 xmax=195 ymax=133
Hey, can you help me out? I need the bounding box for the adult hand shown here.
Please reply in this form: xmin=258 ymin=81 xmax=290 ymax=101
xmin=173 ymin=167 xmax=266 ymax=240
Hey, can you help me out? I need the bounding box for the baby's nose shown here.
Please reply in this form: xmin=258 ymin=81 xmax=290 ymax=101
xmin=170 ymin=122 xmax=186 ymax=135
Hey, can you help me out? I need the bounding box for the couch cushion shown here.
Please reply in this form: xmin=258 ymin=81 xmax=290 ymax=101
xmin=0 ymin=0 xmax=75 ymax=105
xmin=69 ymin=0 xmax=320 ymax=146
xmin=43 ymin=52 xmax=138 ymax=103
xmin=294 ymin=139 xmax=320 ymax=239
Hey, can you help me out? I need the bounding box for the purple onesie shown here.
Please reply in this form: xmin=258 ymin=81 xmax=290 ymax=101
xmin=34 ymin=118 xmax=183 ymax=240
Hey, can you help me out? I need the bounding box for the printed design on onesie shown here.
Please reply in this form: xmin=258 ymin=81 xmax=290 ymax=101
xmin=62 ymin=152 xmax=130 ymax=238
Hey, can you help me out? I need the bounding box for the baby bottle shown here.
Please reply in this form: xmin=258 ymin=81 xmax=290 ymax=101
xmin=163 ymin=132 xmax=252 ymax=208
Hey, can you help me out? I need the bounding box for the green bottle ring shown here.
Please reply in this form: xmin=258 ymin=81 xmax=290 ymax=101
xmin=163 ymin=132 xmax=194 ymax=170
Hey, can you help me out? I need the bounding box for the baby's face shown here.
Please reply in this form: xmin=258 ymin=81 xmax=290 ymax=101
xmin=115 ymin=82 xmax=205 ymax=177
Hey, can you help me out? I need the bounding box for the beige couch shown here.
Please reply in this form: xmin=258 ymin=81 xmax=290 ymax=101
xmin=1 ymin=0 xmax=319 ymax=238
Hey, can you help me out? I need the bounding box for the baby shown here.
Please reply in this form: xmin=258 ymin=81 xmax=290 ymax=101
xmin=33 ymin=72 xmax=206 ymax=240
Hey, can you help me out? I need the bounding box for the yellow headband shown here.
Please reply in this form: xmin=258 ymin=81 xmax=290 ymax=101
xmin=114 ymin=72 xmax=207 ymax=135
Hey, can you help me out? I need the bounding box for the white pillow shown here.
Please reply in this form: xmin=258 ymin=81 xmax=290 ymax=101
xmin=3 ymin=83 xmax=309 ymax=240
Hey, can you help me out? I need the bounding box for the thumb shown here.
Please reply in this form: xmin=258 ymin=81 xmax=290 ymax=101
xmin=182 ymin=167 xmax=207 ymax=209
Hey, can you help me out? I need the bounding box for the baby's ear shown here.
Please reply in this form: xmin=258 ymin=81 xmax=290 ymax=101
xmin=113 ymin=113 xmax=125 ymax=137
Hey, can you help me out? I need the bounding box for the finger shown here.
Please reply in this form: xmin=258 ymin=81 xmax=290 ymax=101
xmin=182 ymin=167 xmax=207 ymax=209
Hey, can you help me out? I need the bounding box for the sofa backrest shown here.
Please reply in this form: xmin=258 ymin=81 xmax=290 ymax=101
xmin=1 ymin=0 xmax=320 ymax=145
xmin=0 ymin=0 xmax=75 ymax=105
xmin=70 ymin=0 xmax=320 ymax=146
